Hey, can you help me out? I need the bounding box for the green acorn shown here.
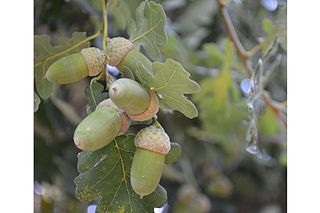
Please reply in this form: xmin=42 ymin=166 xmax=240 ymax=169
xmin=106 ymin=37 xmax=152 ymax=81
xmin=73 ymin=102 xmax=129 ymax=151
xmin=46 ymin=47 xmax=106 ymax=84
xmin=96 ymin=98 xmax=130 ymax=135
xmin=109 ymin=78 xmax=159 ymax=121
xmin=130 ymin=125 xmax=171 ymax=198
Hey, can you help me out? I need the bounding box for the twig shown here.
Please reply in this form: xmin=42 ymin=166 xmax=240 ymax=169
xmin=217 ymin=0 xmax=248 ymax=62
xmin=216 ymin=0 xmax=287 ymax=127
xmin=102 ymin=0 xmax=108 ymax=51
xmin=101 ymin=0 xmax=110 ymax=88
xmin=262 ymin=91 xmax=287 ymax=126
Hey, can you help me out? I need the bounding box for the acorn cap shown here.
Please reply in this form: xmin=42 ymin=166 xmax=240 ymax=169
xmin=107 ymin=37 xmax=133 ymax=66
xmin=134 ymin=125 xmax=171 ymax=155
xmin=96 ymin=99 xmax=130 ymax=135
xmin=80 ymin=47 xmax=106 ymax=76
xmin=96 ymin=98 xmax=121 ymax=111
xmin=127 ymin=90 xmax=159 ymax=121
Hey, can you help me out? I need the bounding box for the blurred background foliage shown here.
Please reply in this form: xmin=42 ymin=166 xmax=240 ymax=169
xmin=34 ymin=0 xmax=287 ymax=212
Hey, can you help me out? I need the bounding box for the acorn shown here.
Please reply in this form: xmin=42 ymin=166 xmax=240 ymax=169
xmin=109 ymin=78 xmax=159 ymax=121
xmin=106 ymin=37 xmax=152 ymax=81
xmin=73 ymin=101 xmax=129 ymax=151
xmin=130 ymin=125 xmax=171 ymax=198
xmin=46 ymin=47 xmax=106 ymax=84
xmin=96 ymin=98 xmax=130 ymax=135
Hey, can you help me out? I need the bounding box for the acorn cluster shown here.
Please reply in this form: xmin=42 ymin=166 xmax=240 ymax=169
xmin=46 ymin=37 xmax=172 ymax=198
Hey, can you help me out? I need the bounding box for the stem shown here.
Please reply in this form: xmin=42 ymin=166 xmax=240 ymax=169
xmin=101 ymin=0 xmax=109 ymax=87
xmin=262 ymin=91 xmax=287 ymax=126
xmin=152 ymin=117 xmax=163 ymax=129
xmin=102 ymin=0 xmax=108 ymax=51
xmin=217 ymin=0 xmax=248 ymax=62
xmin=216 ymin=0 xmax=287 ymax=127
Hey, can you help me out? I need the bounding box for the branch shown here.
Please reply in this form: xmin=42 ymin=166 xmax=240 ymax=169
xmin=216 ymin=0 xmax=287 ymax=127
xmin=217 ymin=0 xmax=248 ymax=62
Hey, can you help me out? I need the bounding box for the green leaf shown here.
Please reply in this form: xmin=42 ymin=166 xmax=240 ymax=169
xmin=194 ymin=40 xmax=245 ymax=73
xmin=75 ymin=135 xmax=167 ymax=213
xmin=203 ymin=43 xmax=224 ymax=65
xmin=34 ymin=92 xmax=41 ymax=112
xmin=34 ymin=32 xmax=90 ymax=99
xmin=174 ymin=0 xmax=216 ymax=35
xmin=258 ymin=107 xmax=280 ymax=136
xmin=193 ymin=40 xmax=248 ymax=142
xmin=280 ymin=149 xmax=287 ymax=166
xmin=109 ymin=0 xmax=131 ymax=30
xmin=260 ymin=19 xmax=277 ymax=53
xmin=128 ymin=0 xmax=168 ymax=60
xmin=262 ymin=18 xmax=276 ymax=35
xmin=84 ymin=79 xmax=108 ymax=112
xmin=137 ymin=59 xmax=200 ymax=118
xmin=195 ymin=40 xmax=234 ymax=114
xmin=165 ymin=142 xmax=182 ymax=164
xmin=160 ymin=35 xmax=193 ymax=70
xmin=276 ymin=5 xmax=287 ymax=50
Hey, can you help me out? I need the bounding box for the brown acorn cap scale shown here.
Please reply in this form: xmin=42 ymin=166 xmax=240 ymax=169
xmin=96 ymin=99 xmax=130 ymax=135
xmin=134 ymin=125 xmax=171 ymax=155
xmin=127 ymin=90 xmax=159 ymax=121
xmin=80 ymin=47 xmax=106 ymax=76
